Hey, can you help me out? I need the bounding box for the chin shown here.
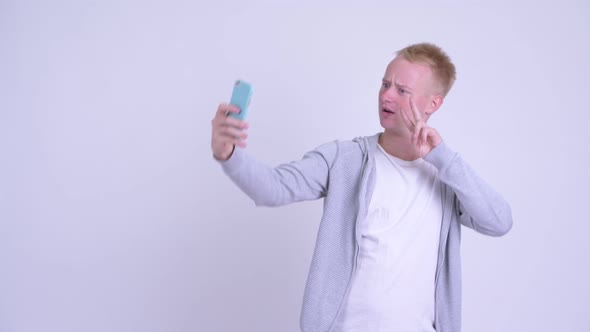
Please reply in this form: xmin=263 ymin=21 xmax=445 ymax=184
xmin=379 ymin=118 xmax=397 ymax=130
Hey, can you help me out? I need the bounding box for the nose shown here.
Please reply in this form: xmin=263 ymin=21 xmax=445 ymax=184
xmin=380 ymin=87 xmax=397 ymax=104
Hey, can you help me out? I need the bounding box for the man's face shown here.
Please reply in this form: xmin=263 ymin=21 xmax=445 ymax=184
xmin=378 ymin=56 xmax=436 ymax=134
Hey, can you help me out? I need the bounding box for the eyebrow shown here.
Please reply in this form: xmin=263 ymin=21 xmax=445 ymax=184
xmin=382 ymin=79 xmax=413 ymax=91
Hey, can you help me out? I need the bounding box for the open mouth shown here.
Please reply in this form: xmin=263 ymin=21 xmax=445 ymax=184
xmin=382 ymin=108 xmax=395 ymax=114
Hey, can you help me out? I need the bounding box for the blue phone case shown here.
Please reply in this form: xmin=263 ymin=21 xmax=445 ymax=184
xmin=229 ymin=80 xmax=253 ymax=120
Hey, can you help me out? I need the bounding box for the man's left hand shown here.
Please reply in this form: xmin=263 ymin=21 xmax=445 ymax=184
xmin=400 ymin=96 xmax=443 ymax=157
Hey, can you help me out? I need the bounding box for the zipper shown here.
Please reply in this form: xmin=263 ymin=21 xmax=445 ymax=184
xmin=327 ymin=137 xmax=374 ymax=332
xmin=433 ymin=183 xmax=454 ymax=330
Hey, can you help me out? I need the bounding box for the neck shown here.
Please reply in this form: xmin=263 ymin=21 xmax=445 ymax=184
xmin=378 ymin=130 xmax=420 ymax=161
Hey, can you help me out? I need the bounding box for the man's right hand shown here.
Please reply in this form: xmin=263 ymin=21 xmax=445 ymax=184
xmin=211 ymin=103 xmax=249 ymax=161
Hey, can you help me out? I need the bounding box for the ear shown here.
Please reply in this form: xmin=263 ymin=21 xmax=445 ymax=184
xmin=425 ymin=94 xmax=443 ymax=116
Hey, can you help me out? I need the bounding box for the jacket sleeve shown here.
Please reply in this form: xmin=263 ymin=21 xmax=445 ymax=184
xmin=424 ymin=142 xmax=513 ymax=236
xmin=217 ymin=142 xmax=336 ymax=207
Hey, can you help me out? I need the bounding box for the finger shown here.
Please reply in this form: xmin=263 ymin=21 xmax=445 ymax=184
xmin=421 ymin=126 xmax=432 ymax=146
xmin=409 ymin=96 xmax=423 ymax=123
xmin=216 ymin=124 xmax=248 ymax=139
xmin=213 ymin=105 xmax=243 ymax=127
xmin=413 ymin=121 xmax=425 ymax=144
xmin=221 ymin=115 xmax=249 ymax=129
xmin=236 ymin=140 xmax=247 ymax=148
xmin=400 ymin=106 xmax=416 ymax=130
xmin=214 ymin=132 xmax=248 ymax=147
xmin=216 ymin=103 xmax=240 ymax=116
xmin=424 ymin=127 xmax=442 ymax=147
xmin=213 ymin=112 xmax=249 ymax=129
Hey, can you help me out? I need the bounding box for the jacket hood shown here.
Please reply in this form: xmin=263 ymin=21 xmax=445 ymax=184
xmin=353 ymin=132 xmax=381 ymax=154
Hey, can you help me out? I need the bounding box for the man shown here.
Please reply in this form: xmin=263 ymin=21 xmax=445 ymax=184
xmin=211 ymin=43 xmax=512 ymax=332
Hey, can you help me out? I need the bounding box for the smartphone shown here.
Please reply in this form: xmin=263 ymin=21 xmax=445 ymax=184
xmin=229 ymin=79 xmax=253 ymax=120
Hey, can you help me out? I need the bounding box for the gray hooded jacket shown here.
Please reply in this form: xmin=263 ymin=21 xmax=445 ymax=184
xmin=220 ymin=133 xmax=513 ymax=332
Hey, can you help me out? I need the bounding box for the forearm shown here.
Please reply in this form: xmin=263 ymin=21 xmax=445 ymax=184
xmin=219 ymin=146 xmax=330 ymax=206
xmin=425 ymin=143 xmax=513 ymax=236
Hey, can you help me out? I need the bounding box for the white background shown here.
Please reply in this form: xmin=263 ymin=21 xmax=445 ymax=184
xmin=2 ymin=0 xmax=589 ymax=331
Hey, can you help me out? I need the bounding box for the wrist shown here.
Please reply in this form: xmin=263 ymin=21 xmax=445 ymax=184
xmin=213 ymin=145 xmax=235 ymax=161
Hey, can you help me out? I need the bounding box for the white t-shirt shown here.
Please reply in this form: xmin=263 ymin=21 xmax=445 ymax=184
xmin=334 ymin=144 xmax=443 ymax=332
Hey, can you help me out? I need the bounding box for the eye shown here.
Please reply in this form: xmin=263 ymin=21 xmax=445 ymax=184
xmin=382 ymin=82 xmax=391 ymax=89
xmin=398 ymin=88 xmax=407 ymax=95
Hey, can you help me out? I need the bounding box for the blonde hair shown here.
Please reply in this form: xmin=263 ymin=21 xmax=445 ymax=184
xmin=396 ymin=42 xmax=456 ymax=97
